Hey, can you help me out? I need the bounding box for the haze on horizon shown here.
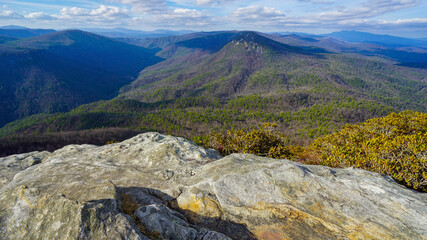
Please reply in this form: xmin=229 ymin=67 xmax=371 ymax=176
xmin=0 ymin=0 xmax=426 ymax=38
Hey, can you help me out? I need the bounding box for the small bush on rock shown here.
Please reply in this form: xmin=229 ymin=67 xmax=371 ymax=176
xmin=193 ymin=123 xmax=300 ymax=159
xmin=305 ymin=111 xmax=426 ymax=192
xmin=194 ymin=111 xmax=426 ymax=192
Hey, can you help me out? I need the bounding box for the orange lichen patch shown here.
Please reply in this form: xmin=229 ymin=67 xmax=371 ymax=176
xmin=248 ymin=203 xmax=397 ymax=240
xmin=345 ymin=223 xmax=396 ymax=240
xmin=271 ymin=206 xmax=299 ymax=219
xmin=305 ymin=201 xmax=333 ymax=220
xmin=243 ymin=201 xmax=301 ymax=220
xmin=176 ymin=195 xmax=223 ymax=223
xmin=20 ymin=185 xmax=35 ymax=209
xmin=252 ymin=227 xmax=290 ymax=240
xmin=19 ymin=185 xmax=48 ymax=209
xmin=240 ymin=203 xmax=347 ymax=239
xmin=252 ymin=222 xmax=341 ymax=240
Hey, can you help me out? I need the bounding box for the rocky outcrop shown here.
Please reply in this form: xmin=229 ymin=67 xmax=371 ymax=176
xmin=0 ymin=132 xmax=426 ymax=239
xmin=0 ymin=151 xmax=50 ymax=187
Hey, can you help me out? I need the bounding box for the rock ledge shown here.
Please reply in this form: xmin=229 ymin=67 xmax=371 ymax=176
xmin=1 ymin=132 xmax=426 ymax=239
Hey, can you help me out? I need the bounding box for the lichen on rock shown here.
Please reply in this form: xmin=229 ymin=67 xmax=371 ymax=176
xmin=0 ymin=132 xmax=426 ymax=239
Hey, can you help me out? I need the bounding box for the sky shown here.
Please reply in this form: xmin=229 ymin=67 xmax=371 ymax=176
xmin=0 ymin=0 xmax=426 ymax=38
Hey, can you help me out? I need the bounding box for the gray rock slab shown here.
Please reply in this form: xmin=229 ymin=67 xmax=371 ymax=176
xmin=0 ymin=132 xmax=426 ymax=239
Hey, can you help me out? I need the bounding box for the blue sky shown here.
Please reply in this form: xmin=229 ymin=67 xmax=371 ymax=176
xmin=0 ymin=0 xmax=426 ymax=37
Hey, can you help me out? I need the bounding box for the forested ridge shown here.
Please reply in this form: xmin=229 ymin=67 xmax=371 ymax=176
xmin=1 ymin=32 xmax=425 ymax=147
xmin=0 ymin=30 xmax=162 ymax=127
xmin=1 ymin=30 xmax=426 ymax=192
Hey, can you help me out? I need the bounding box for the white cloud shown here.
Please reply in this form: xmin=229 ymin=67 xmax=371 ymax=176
xmin=297 ymin=0 xmax=335 ymax=4
xmin=334 ymin=17 xmax=427 ymax=29
xmin=4 ymin=5 xmax=131 ymax=25
xmin=382 ymin=18 xmax=427 ymax=26
xmin=134 ymin=8 xmax=215 ymax=27
xmin=113 ymin=0 xmax=167 ymax=13
xmin=315 ymin=0 xmax=420 ymax=21
xmin=0 ymin=10 xmax=23 ymax=19
xmin=25 ymin=12 xmax=56 ymax=20
xmin=230 ymin=6 xmax=286 ymax=23
xmin=254 ymin=15 xmax=427 ymax=32
xmin=223 ymin=1 xmax=426 ymax=33
xmin=194 ymin=0 xmax=236 ymax=6
xmin=0 ymin=0 xmax=425 ymax=37
xmin=58 ymin=5 xmax=130 ymax=21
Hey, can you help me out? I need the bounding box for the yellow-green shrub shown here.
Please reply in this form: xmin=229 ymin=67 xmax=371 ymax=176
xmin=193 ymin=123 xmax=300 ymax=159
xmin=305 ymin=111 xmax=426 ymax=192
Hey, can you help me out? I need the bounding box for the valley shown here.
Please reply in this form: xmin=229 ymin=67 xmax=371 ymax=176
xmin=0 ymin=30 xmax=162 ymax=127
xmin=0 ymin=29 xmax=425 ymax=155
xmin=1 ymin=0 xmax=426 ymax=238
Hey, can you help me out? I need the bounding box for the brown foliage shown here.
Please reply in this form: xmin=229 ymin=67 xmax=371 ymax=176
xmin=0 ymin=128 xmax=142 ymax=157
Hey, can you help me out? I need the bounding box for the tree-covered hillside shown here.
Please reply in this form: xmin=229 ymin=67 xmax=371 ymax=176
xmin=0 ymin=28 xmax=56 ymax=38
xmin=271 ymin=34 xmax=427 ymax=67
xmin=0 ymin=95 xmax=395 ymax=148
xmin=0 ymin=31 xmax=425 ymax=157
xmin=120 ymin=32 xmax=426 ymax=112
xmin=0 ymin=30 xmax=163 ymax=127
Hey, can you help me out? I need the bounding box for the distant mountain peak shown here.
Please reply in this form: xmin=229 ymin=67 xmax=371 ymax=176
xmin=234 ymin=31 xmax=263 ymax=41
xmin=9 ymin=30 xmax=114 ymax=49
xmin=0 ymin=28 xmax=162 ymax=127
xmin=0 ymin=27 xmax=56 ymax=38
xmin=45 ymin=29 xmax=95 ymax=38
xmin=232 ymin=32 xmax=267 ymax=53
xmin=0 ymin=25 xmax=29 ymax=30
xmin=230 ymin=31 xmax=305 ymax=55
xmin=325 ymin=30 xmax=427 ymax=47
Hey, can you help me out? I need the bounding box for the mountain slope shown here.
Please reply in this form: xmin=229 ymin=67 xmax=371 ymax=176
xmin=0 ymin=30 xmax=163 ymax=127
xmin=120 ymin=31 xmax=426 ymax=111
xmin=271 ymin=34 xmax=427 ymax=66
xmin=325 ymin=30 xmax=427 ymax=48
xmin=0 ymin=35 xmax=18 ymax=44
xmin=0 ymin=25 xmax=29 ymax=29
xmin=121 ymin=32 xmax=311 ymax=100
xmin=85 ymin=27 xmax=194 ymax=38
xmin=117 ymin=31 xmax=240 ymax=59
xmin=0 ymin=31 xmax=425 ymax=154
xmin=0 ymin=28 xmax=56 ymax=38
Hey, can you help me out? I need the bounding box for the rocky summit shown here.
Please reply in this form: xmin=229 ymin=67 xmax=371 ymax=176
xmin=0 ymin=132 xmax=426 ymax=240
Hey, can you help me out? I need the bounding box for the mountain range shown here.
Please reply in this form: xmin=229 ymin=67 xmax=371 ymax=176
xmin=121 ymin=31 xmax=425 ymax=109
xmin=270 ymin=34 xmax=427 ymax=67
xmin=81 ymin=27 xmax=195 ymax=38
xmin=0 ymin=30 xmax=162 ymax=127
xmin=1 ymin=25 xmax=426 ymax=240
xmin=117 ymin=30 xmax=427 ymax=66
xmin=0 ymin=27 xmax=56 ymax=38
xmin=0 ymin=27 xmax=426 ymax=154
xmin=324 ymin=30 xmax=427 ymax=48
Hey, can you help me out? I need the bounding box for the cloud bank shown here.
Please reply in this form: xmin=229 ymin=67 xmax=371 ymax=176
xmin=0 ymin=0 xmax=425 ymax=37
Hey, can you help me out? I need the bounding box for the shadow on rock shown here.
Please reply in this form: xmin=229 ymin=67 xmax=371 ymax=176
xmin=117 ymin=186 xmax=257 ymax=240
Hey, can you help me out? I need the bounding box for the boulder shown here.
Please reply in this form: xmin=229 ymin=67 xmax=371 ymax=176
xmin=0 ymin=151 xmax=50 ymax=187
xmin=0 ymin=132 xmax=426 ymax=239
